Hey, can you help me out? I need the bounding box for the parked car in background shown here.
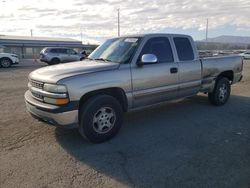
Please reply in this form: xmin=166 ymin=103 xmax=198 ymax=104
xmin=198 ymin=50 xmax=213 ymax=58
xmin=79 ymin=50 xmax=88 ymax=58
xmin=40 ymin=47 xmax=85 ymax=65
xmin=240 ymin=51 xmax=250 ymax=59
xmin=0 ymin=53 xmax=19 ymax=68
xmin=25 ymin=33 xmax=243 ymax=143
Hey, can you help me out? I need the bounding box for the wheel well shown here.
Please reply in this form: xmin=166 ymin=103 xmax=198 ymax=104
xmin=217 ymin=71 xmax=234 ymax=82
xmin=0 ymin=57 xmax=12 ymax=63
xmin=51 ymin=57 xmax=60 ymax=62
xmin=79 ymin=87 xmax=128 ymax=112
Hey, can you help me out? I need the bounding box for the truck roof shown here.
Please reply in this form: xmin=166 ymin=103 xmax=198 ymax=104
xmin=117 ymin=33 xmax=191 ymax=38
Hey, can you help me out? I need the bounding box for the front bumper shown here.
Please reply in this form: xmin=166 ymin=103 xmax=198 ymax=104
xmin=12 ymin=57 xmax=19 ymax=64
xmin=25 ymin=90 xmax=78 ymax=127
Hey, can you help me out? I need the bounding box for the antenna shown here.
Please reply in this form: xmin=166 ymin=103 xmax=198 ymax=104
xmin=117 ymin=8 xmax=120 ymax=36
xmin=205 ymin=18 xmax=208 ymax=41
xmin=80 ymin=28 xmax=83 ymax=43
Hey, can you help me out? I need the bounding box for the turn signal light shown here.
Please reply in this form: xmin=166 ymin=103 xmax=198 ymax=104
xmin=55 ymin=98 xmax=69 ymax=105
xmin=44 ymin=97 xmax=69 ymax=105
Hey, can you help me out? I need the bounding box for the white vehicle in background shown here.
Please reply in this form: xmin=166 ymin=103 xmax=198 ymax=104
xmin=240 ymin=52 xmax=250 ymax=59
xmin=0 ymin=53 xmax=19 ymax=68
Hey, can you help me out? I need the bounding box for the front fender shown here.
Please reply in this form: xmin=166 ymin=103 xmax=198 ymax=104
xmin=57 ymin=64 xmax=132 ymax=106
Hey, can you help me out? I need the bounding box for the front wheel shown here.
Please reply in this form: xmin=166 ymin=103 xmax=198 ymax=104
xmin=78 ymin=95 xmax=123 ymax=143
xmin=208 ymin=77 xmax=231 ymax=106
xmin=0 ymin=58 xmax=12 ymax=68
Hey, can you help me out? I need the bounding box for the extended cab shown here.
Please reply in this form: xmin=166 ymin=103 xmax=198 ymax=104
xmin=25 ymin=34 xmax=243 ymax=143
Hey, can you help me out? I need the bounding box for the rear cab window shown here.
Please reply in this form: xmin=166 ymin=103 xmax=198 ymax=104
xmin=174 ymin=37 xmax=194 ymax=61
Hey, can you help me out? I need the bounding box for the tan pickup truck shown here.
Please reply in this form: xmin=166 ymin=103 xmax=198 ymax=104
xmin=25 ymin=33 xmax=243 ymax=143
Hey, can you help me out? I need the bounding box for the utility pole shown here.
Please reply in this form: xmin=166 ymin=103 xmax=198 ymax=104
xmin=205 ymin=18 xmax=208 ymax=41
xmin=30 ymin=29 xmax=36 ymax=62
xmin=117 ymin=8 xmax=120 ymax=37
xmin=80 ymin=28 xmax=83 ymax=43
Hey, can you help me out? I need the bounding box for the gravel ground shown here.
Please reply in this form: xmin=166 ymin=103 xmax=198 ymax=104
xmin=0 ymin=60 xmax=250 ymax=188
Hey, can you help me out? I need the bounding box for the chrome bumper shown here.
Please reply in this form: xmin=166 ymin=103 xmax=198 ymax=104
xmin=25 ymin=91 xmax=78 ymax=127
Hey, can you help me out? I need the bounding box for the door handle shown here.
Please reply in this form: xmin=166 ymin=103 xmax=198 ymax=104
xmin=170 ymin=67 xmax=178 ymax=74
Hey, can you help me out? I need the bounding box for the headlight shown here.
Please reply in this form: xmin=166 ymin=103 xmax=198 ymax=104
xmin=44 ymin=97 xmax=69 ymax=105
xmin=11 ymin=55 xmax=18 ymax=58
xmin=43 ymin=83 xmax=67 ymax=93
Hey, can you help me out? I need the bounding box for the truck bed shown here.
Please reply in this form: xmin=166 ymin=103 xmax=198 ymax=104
xmin=200 ymin=55 xmax=243 ymax=92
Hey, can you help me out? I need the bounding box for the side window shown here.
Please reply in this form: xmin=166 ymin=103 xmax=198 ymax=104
xmin=67 ymin=49 xmax=77 ymax=55
xmin=50 ymin=48 xmax=58 ymax=53
xmin=174 ymin=37 xmax=194 ymax=61
xmin=140 ymin=37 xmax=174 ymax=63
xmin=58 ymin=49 xmax=67 ymax=54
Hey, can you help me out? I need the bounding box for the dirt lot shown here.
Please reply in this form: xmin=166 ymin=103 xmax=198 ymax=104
xmin=1 ymin=60 xmax=250 ymax=188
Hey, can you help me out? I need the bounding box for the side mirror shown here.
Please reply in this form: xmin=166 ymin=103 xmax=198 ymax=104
xmin=138 ymin=54 xmax=158 ymax=66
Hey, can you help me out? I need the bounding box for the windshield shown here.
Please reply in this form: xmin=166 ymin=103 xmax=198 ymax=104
xmin=89 ymin=37 xmax=140 ymax=63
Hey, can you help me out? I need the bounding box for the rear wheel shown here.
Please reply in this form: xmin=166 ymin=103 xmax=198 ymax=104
xmin=208 ymin=77 xmax=231 ymax=106
xmin=0 ymin=58 xmax=12 ymax=68
xmin=78 ymin=95 xmax=123 ymax=143
xmin=49 ymin=58 xmax=60 ymax=65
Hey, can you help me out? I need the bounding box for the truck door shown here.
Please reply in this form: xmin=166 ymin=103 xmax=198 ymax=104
xmin=131 ymin=36 xmax=179 ymax=108
xmin=173 ymin=37 xmax=202 ymax=98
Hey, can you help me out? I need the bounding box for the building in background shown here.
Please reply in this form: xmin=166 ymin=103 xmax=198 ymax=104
xmin=0 ymin=35 xmax=97 ymax=59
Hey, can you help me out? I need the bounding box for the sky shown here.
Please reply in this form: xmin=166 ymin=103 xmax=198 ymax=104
xmin=0 ymin=0 xmax=250 ymax=44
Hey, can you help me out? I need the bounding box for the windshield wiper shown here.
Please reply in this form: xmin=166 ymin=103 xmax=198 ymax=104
xmin=94 ymin=58 xmax=112 ymax=62
xmin=85 ymin=57 xmax=93 ymax=60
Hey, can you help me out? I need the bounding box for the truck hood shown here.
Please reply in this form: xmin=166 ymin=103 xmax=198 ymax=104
xmin=29 ymin=60 xmax=120 ymax=83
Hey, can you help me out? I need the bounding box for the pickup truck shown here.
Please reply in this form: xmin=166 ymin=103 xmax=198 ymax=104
xmin=0 ymin=53 xmax=19 ymax=68
xmin=24 ymin=33 xmax=243 ymax=143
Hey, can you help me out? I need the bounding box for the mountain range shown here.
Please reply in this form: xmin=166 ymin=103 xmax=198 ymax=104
xmin=200 ymin=35 xmax=250 ymax=44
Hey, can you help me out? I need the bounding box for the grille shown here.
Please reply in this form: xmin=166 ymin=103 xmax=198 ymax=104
xmin=31 ymin=91 xmax=43 ymax=101
xmin=29 ymin=80 xmax=44 ymax=101
xmin=30 ymin=80 xmax=44 ymax=89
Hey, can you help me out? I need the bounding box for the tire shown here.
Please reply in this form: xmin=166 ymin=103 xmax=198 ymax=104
xmin=78 ymin=95 xmax=123 ymax=143
xmin=208 ymin=77 xmax=231 ymax=106
xmin=49 ymin=58 xmax=60 ymax=65
xmin=0 ymin=58 xmax=12 ymax=68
